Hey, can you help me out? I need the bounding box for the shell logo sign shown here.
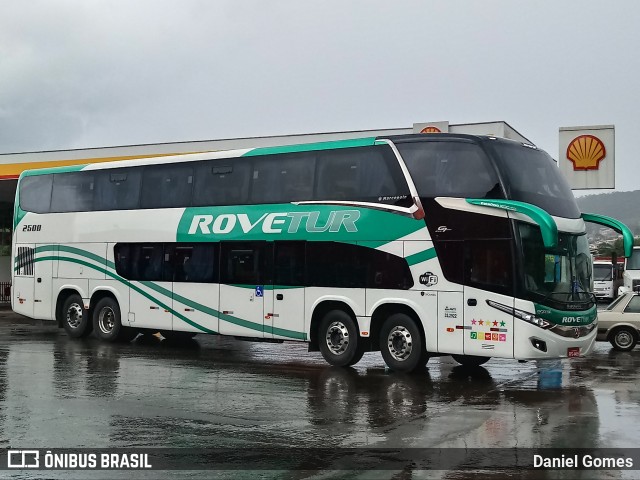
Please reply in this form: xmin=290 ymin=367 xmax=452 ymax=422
xmin=566 ymin=134 xmax=606 ymax=171
xmin=420 ymin=126 xmax=442 ymax=134
xmin=559 ymin=125 xmax=614 ymax=189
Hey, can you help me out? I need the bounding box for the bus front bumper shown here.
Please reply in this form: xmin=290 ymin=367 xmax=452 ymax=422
xmin=514 ymin=321 xmax=597 ymax=360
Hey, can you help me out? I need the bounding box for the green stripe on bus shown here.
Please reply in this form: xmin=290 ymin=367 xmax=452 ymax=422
xmin=31 ymin=245 xmax=116 ymax=270
xmin=34 ymin=255 xmax=216 ymax=334
xmin=28 ymin=253 xmax=307 ymax=339
xmin=20 ymin=164 xmax=88 ymax=177
xmin=139 ymin=281 xmax=306 ymax=339
xmin=242 ymin=137 xmax=377 ymax=157
xmin=405 ymin=248 xmax=437 ymax=266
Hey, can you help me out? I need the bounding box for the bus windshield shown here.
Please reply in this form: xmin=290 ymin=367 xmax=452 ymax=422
xmin=519 ymin=222 xmax=593 ymax=307
xmin=488 ymin=142 xmax=581 ymax=219
xmin=627 ymin=250 xmax=640 ymax=270
xmin=593 ymin=264 xmax=613 ymax=281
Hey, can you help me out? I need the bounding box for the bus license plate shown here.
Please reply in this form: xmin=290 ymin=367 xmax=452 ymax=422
xmin=567 ymin=347 xmax=580 ymax=358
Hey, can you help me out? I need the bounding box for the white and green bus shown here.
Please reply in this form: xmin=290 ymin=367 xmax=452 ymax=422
xmin=11 ymin=134 xmax=634 ymax=371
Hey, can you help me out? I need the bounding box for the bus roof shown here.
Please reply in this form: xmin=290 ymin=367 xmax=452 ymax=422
xmin=18 ymin=133 xmax=533 ymax=179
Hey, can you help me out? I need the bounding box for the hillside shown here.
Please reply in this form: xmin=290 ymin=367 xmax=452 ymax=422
xmin=576 ymin=190 xmax=640 ymax=235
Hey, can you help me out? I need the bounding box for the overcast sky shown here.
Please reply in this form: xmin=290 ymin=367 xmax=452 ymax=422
xmin=1 ymin=0 xmax=638 ymax=191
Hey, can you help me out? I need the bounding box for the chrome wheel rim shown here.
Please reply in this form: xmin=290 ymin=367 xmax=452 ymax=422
xmin=325 ymin=321 xmax=350 ymax=355
xmin=387 ymin=326 xmax=413 ymax=361
xmin=615 ymin=331 xmax=633 ymax=348
xmin=98 ymin=307 xmax=116 ymax=335
xmin=66 ymin=303 xmax=83 ymax=329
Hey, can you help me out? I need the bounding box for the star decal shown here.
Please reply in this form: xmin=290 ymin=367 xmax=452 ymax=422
xmin=471 ymin=319 xmax=477 ymax=325
xmin=500 ymin=321 xmax=506 ymax=327
xmin=479 ymin=320 xmax=484 ymax=325
xmin=493 ymin=321 xmax=498 ymax=326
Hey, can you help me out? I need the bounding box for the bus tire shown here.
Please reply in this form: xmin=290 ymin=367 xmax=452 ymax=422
xmin=61 ymin=293 xmax=92 ymax=338
xmin=451 ymin=354 xmax=490 ymax=367
xmin=380 ymin=313 xmax=424 ymax=372
xmin=92 ymin=297 xmax=128 ymax=343
xmin=319 ymin=310 xmax=365 ymax=367
xmin=609 ymin=327 xmax=637 ymax=352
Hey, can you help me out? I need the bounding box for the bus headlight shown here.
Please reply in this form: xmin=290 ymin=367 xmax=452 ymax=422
xmin=486 ymin=300 xmax=552 ymax=329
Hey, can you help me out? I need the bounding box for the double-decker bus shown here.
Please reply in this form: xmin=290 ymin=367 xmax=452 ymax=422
xmin=11 ymin=134 xmax=633 ymax=372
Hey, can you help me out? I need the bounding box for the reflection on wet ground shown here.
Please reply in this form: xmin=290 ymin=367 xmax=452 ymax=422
xmin=0 ymin=309 xmax=639 ymax=478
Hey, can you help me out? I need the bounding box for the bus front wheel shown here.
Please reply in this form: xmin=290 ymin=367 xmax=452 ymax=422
xmin=380 ymin=313 xmax=425 ymax=372
xmin=92 ymin=297 xmax=135 ymax=343
xmin=62 ymin=294 xmax=92 ymax=338
xmin=318 ymin=310 xmax=365 ymax=367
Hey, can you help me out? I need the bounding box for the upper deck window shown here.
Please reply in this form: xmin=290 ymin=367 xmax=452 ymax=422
xmin=396 ymin=141 xmax=503 ymax=199
xmin=18 ymin=144 xmax=412 ymax=212
xmin=19 ymin=174 xmax=53 ymax=213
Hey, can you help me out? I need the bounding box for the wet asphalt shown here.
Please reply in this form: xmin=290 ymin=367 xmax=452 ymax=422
xmin=0 ymin=306 xmax=638 ymax=479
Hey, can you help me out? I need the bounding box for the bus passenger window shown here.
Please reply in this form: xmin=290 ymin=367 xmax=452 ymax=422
xmin=114 ymin=244 xmax=131 ymax=279
xmin=141 ymin=165 xmax=194 ymax=209
xmin=274 ymin=242 xmax=306 ymax=287
xmin=178 ymin=244 xmax=217 ymax=283
xmin=220 ymin=242 xmax=270 ymax=285
xmin=20 ymin=174 xmax=53 ymax=213
xmin=465 ymin=240 xmax=513 ymax=295
xmin=94 ymin=168 xmax=142 ymax=210
xmin=51 ymin=172 xmax=95 ymax=212
xmin=193 ymin=160 xmax=251 ymax=206
xmin=251 ymin=153 xmax=315 ymax=204
xmin=315 ymin=146 xmax=410 ymax=205
xmin=307 ymin=242 xmax=366 ymax=288
xmin=397 ymin=141 xmax=503 ymax=199
xmin=127 ymin=243 xmax=165 ymax=281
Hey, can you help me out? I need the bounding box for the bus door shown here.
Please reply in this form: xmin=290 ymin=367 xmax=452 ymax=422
xmin=33 ymin=243 xmax=54 ymax=320
xmin=219 ymin=242 xmax=271 ymax=338
xmin=264 ymin=242 xmax=306 ymax=341
xmin=128 ymin=243 xmax=173 ymax=332
xmin=463 ymin=240 xmax=515 ymax=358
xmin=169 ymin=243 xmax=219 ymax=335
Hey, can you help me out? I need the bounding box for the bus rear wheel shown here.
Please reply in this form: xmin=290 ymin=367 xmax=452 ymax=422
xmin=451 ymin=354 xmax=490 ymax=367
xmin=380 ymin=313 xmax=424 ymax=372
xmin=92 ymin=297 xmax=136 ymax=342
xmin=318 ymin=310 xmax=365 ymax=367
xmin=62 ymin=293 xmax=92 ymax=338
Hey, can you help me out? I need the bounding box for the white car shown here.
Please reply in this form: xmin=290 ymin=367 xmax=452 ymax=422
xmin=597 ymin=292 xmax=640 ymax=351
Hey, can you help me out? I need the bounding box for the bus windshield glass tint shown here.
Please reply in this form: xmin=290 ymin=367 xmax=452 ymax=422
xmin=488 ymin=142 xmax=581 ymax=219
xmin=519 ymin=222 xmax=593 ymax=306
xmin=593 ymin=264 xmax=612 ymax=281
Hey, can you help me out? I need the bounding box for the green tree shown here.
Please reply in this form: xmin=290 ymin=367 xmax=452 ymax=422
xmin=597 ymin=236 xmax=640 ymax=258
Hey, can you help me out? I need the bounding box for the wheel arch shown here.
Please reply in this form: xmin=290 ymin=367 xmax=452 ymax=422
xmin=607 ymin=323 xmax=640 ymax=342
xmin=308 ymin=300 xmax=359 ymax=352
xmin=55 ymin=288 xmax=84 ymax=328
xmin=370 ymin=302 xmax=426 ymax=353
xmin=88 ymin=288 xmax=121 ymax=324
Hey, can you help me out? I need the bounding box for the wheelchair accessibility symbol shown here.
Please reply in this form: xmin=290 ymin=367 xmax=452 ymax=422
xmin=255 ymin=286 xmax=263 ymax=297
